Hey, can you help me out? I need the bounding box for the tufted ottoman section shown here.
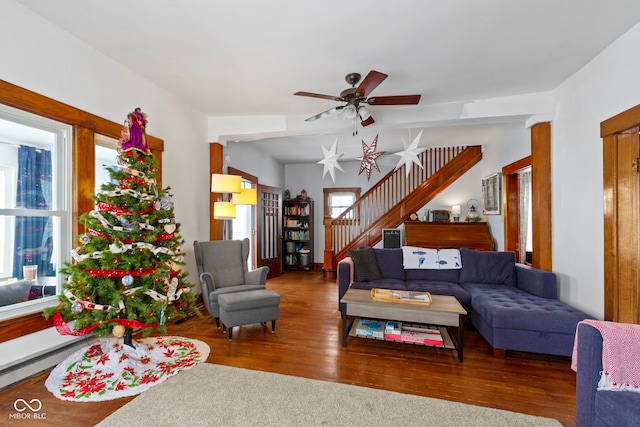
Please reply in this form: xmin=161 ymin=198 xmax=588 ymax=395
xmin=461 ymin=283 xmax=594 ymax=356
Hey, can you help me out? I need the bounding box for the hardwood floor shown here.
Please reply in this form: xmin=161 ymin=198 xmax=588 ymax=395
xmin=0 ymin=271 xmax=576 ymax=426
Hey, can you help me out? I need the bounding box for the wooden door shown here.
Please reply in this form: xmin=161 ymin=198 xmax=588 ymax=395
xmin=257 ymin=184 xmax=282 ymax=278
xmin=602 ymin=105 xmax=640 ymax=324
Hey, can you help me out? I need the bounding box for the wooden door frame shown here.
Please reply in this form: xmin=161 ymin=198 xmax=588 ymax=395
xmin=601 ymin=104 xmax=640 ymax=322
xmin=502 ymin=156 xmax=531 ymax=262
xmin=502 ymin=122 xmax=552 ymax=271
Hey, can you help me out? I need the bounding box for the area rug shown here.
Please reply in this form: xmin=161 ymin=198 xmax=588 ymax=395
xmin=45 ymin=336 xmax=209 ymax=401
xmin=96 ymin=363 xmax=562 ymax=427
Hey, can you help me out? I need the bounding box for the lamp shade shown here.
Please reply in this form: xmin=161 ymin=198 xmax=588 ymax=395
xmin=211 ymin=174 xmax=241 ymax=193
xmin=213 ymin=201 xmax=236 ymax=219
xmin=231 ymin=188 xmax=257 ymax=205
xmin=451 ymin=205 xmax=461 ymax=215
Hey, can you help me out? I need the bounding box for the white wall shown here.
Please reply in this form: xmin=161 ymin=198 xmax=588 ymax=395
xmin=1 ymin=1 xmax=210 ymax=285
xmin=551 ymin=21 xmax=640 ymax=318
xmin=1 ymin=1 xmax=209 ymax=360
xmin=225 ymin=141 xmax=284 ymax=189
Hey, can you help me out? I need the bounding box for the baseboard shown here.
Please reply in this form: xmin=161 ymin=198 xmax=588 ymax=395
xmin=0 ymin=334 xmax=95 ymax=390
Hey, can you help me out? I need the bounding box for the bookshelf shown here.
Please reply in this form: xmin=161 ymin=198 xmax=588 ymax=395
xmin=283 ymin=199 xmax=314 ymax=271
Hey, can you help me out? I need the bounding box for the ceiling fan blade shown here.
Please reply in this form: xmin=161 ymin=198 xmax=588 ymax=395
xmin=304 ymin=106 xmax=343 ymax=122
xmin=367 ymin=94 xmax=421 ymax=105
xmin=361 ymin=115 xmax=375 ymax=127
xmin=354 ymin=70 xmax=388 ymax=97
xmin=294 ymin=91 xmax=342 ymax=101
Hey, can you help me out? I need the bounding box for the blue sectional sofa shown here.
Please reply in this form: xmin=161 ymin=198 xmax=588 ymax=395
xmin=338 ymin=247 xmax=594 ymax=357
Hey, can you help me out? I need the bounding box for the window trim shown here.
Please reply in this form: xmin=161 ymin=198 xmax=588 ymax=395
xmin=0 ymin=80 xmax=164 ymax=343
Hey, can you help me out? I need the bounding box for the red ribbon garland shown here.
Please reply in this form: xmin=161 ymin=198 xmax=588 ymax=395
xmin=82 ymin=268 xmax=157 ymax=277
xmin=97 ymin=202 xmax=133 ymax=216
xmin=86 ymin=228 xmax=173 ymax=243
xmin=52 ymin=312 xmax=158 ymax=336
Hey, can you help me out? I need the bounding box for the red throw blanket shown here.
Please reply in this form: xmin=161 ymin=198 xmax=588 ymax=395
xmin=572 ymin=319 xmax=640 ymax=393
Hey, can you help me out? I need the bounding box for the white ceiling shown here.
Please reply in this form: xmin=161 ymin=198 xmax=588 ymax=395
xmin=16 ymin=0 xmax=640 ymax=163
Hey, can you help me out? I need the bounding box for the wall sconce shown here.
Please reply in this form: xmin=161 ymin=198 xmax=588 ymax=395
xmin=451 ymin=205 xmax=461 ymax=222
xmin=211 ymin=173 xmax=242 ymax=219
xmin=213 ymin=201 xmax=236 ymax=219
xmin=211 ymin=173 xmax=241 ymax=194
xmin=231 ymin=188 xmax=257 ymax=205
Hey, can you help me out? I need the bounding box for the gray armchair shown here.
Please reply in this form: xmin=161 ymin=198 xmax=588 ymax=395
xmin=193 ymin=239 xmax=269 ymax=328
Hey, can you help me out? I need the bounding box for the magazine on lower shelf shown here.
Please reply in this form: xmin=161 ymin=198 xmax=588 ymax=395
xmin=355 ymin=319 xmax=385 ymax=339
xmin=384 ymin=322 xmax=444 ymax=346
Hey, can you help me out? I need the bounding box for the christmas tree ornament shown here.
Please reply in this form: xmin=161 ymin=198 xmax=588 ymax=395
xmin=112 ymin=324 xmax=125 ymax=338
xmin=71 ymin=302 xmax=83 ymax=314
xmin=164 ymin=223 xmax=176 ymax=234
xmin=122 ymin=275 xmax=134 ymax=286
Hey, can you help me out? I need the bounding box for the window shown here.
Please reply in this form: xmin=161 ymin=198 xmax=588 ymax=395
xmin=323 ymin=188 xmax=360 ymax=219
xmin=0 ymin=104 xmax=71 ymax=319
xmin=95 ymin=135 xmax=120 ymax=193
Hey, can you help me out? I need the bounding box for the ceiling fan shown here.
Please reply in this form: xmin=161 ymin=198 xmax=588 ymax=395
xmin=294 ymin=70 xmax=421 ymax=131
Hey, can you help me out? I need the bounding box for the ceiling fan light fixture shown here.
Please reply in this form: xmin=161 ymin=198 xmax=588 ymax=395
xmin=358 ymin=105 xmax=371 ymax=120
xmin=343 ymin=105 xmax=357 ymax=120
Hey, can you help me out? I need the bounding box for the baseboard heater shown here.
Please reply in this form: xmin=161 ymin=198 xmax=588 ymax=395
xmin=0 ymin=335 xmax=94 ymax=390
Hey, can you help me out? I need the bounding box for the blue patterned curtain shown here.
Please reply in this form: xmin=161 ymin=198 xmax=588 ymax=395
xmin=13 ymin=145 xmax=54 ymax=278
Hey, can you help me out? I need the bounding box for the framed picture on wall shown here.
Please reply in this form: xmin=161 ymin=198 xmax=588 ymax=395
xmin=482 ymin=173 xmax=501 ymax=215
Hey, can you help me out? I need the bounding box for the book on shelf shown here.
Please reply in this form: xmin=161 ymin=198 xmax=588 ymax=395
xmin=384 ymin=321 xmax=402 ymax=338
xmin=384 ymin=324 xmax=444 ymax=346
xmin=355 ymin=319 xmax=385 ymax=339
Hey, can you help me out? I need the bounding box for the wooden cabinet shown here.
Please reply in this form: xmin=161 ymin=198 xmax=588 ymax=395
xmin=283 ymin=200 xmax=314 ymax=271
xmin=404 ymin=221 xmax=496 ymax=251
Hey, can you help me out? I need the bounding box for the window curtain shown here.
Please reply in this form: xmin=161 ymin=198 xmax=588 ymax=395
xmin=518 ymin=171 xmax=531 ymax=263
xmin=13 ymin=145 xmax=54 ymax=279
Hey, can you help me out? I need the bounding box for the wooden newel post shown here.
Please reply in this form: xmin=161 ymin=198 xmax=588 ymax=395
xmin=322 ymin=216 xmax=335 ymax=280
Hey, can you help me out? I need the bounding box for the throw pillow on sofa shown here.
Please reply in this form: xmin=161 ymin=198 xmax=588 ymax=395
xmin=347 ymin=248 xmax=383 ymax=282
xmin=458 ymin=248 xmax=517 ymax=286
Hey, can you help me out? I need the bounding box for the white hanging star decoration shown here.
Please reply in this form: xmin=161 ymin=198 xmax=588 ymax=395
xmin=356 ymin=134 xmax=384 ymax=180
xmin=393 ymin=130 xmax=427 ymax=177
xmin=317 ymin=138 xmax=345 ymax=183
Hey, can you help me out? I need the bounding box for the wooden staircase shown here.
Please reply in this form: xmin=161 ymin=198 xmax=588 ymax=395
xmin=324 ymin=145 xmax=482 ymax=273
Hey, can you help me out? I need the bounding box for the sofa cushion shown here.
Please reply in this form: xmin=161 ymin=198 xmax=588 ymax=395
xmin=595 ymin=390 xmax=640 ymax=427
xmin=347 ymin=248 xmax=383 ymax=282
xmin=402 ymin=246 xmax=462 ymax=269
xmin=462 ymin=283 xmax=591 ymax=334
xmin=459 ymin=248 xmax=517 ymax=286
xmin=373 ymin=248 xmax=405 ymax=281
xmin=405 ymin=268 xmax=460 ymax=283
xmin=405 ymin=280 xmax=471 ymax=310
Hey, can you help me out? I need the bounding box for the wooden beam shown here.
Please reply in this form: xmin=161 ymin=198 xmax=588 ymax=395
xmin=209 ymin=143 xmax=224 ymax=240
xmin=531 ymin=122 xmax=552 ymax=271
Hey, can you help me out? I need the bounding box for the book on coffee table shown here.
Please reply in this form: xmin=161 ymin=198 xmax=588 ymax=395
xmin=355 ymin=319 xmax=386 ymax=339
xmin=384 ymin=324 xmax=444 ymax=346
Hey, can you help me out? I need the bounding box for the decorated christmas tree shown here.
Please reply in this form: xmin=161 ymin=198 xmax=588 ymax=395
xmin=44 ymin=108 xmax=198 ymax=346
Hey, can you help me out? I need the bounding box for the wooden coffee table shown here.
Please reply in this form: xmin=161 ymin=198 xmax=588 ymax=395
xmin=340 ymin=288 xmax=467 ymax=362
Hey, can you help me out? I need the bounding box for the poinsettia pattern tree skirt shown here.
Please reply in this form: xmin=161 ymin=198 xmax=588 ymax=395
xmin=46 ymin=336 xmax=210 ymax=401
